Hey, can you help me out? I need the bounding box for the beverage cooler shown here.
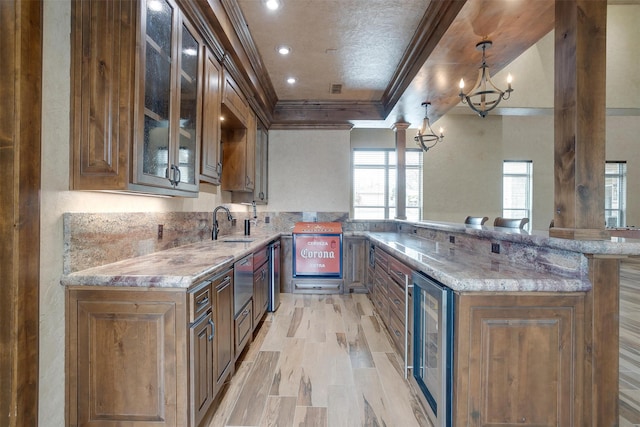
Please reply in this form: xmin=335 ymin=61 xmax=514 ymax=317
xmin=292 ymin=222 xmax=343 ymax=293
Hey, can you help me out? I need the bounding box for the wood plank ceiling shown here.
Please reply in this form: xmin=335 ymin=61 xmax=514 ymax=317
xmin=228 ymin=0 xmax=556 ymax=129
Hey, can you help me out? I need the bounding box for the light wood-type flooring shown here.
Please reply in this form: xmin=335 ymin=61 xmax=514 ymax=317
xmin=207 ymin=262 xmax=640 ymax=427
xmin=620 ymin=258 xmax=640 ymax=427
xmin=207 ymin=293 xmax=431 ymax=427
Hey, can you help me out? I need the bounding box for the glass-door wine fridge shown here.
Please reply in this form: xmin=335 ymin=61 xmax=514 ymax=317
xmin=412 ymin=271 xmax=454 ymax=427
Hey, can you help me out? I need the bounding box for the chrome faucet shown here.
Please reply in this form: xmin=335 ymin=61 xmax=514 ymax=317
xmin=212 ymin=205 xmax=233 ymax=240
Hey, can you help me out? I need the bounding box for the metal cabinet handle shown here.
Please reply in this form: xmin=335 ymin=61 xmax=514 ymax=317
xmin=405 ymin=274 xmax=414 ymax=379
xmin=165 ymin=166 xmax=174 ymax=186
xmin=208 ymin=318 xmax=215 ymax=341
xmin=259 ymin=191 xmax=264 ymax=200
xmin=197 ymin=296 xmax=209 ymax=306
xmin=216 ymin=162 xmax=222 ymax=175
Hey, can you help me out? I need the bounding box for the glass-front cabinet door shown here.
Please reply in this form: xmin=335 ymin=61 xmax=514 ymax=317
xmin=136 ymin=0 xmax=201 ymax=194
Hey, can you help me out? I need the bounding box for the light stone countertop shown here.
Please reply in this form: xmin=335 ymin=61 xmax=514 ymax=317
xmin=61 ymin=226 xmax=594 ymax=293
xmin=61 ymin=232 xmax=281 ymax=289
xmin=367 ymin=232 xmax=591 ymax=293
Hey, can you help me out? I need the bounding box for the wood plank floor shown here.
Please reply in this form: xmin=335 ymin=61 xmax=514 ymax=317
xmin=208 ymin=293 xmax=431 ymax=427
xmin=621 ymin=259 xmax=640 ymax=427
xmin=206 ymin=263 xmax=640 ymax=427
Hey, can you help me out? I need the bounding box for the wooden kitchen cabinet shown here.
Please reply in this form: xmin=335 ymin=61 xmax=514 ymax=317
xmin=231 ymin=117 xmax=268 ymax=204
xmin=343 ymin=236 xmax=367 ymax=292
xmin=66 ymin=267 xmax=236 ymax=427
xmin=189 ymin=311 xmax=215 ymax=427
xmin=71 ymin=0 xmax=203 ymax=197
xmin=453 ymin=293 xmax=585 ymax=427
xmin=222 ymin=110 xmax=256 ymax=193
xmin=370 ymin=246 xmax=413 ymax=366
xmin=221 ymin=69 xmax=249 ymax=127
xmin=200 ymin=47 xmax=223 ymax=185
xmin=213 ymin=269 xmax=234 ymax=393
xmin=66 ymin=288 xmax=187 ymax=427
xmin=252 ymin=245 xmax=270 ymax=328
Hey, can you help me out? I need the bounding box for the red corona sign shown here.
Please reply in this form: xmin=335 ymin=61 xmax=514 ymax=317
xmin=292 ymin=224 xmax=342 ymax=277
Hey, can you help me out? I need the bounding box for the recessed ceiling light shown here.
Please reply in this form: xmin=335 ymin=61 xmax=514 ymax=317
xmin=277 ymin=45 xmax=291 ymax=55
xmin=148 ymin=0 xmax=163 ymax=11
xmin=286 ymin=77 xmax=296 ymax=85
xmin=183 ymin=48 xmax=197 ymax=56
xmin=264 ymin=0 xmax=280 ymax=11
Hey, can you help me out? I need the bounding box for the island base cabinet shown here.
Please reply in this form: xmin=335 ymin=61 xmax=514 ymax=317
xmin=453 ymin=293 xmax=585 ymax=427
xmin=66 ymin=288 xmax=188 ymax=427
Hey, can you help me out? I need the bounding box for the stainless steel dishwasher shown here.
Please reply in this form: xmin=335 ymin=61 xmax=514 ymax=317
xmin=233 ymin=254 xmax=253 ymax=316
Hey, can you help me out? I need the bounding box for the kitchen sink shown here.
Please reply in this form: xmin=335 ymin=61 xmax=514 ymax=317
xmin=221 ymin=238 xmax=255 ymax=243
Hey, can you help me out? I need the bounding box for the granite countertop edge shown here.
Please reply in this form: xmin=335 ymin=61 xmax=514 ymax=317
xmin=61 ymin=228 xmax=594 ymax=293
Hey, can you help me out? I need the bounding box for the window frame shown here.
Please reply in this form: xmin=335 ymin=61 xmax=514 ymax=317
xmin=502 ymin=160 xmax=533 ymax=230
xmin=605 ymin=161 xmax=627 ymax=227
xmin=351 ymin=148 xmax=423 ymax=221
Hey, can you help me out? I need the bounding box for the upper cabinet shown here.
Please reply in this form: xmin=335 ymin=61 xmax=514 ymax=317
xmin=231 ymin=117 xmax=268 ymax=204
xmin=200 ymin=48 xmax=223 ymax=185
xmin=222 ymin=93 xmax=255 ymax=193
xmin=71 ymin=0 xmax=203 ymax=197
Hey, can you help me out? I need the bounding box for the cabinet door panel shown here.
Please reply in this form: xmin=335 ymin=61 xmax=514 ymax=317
xmin=200 ymin=49 xmax=222 ymax=184
xmin=455 ymin=294 xmax=584 ymax=427
xmin=190 ymin=312 xmax=214 ymax=426
xmin=215 ymin=274 xmax=234 ymax=390
xmin=74 ymin=298 xmax=180 ymax=426
xmin=71 ymin=0 xmax=136 ymax=189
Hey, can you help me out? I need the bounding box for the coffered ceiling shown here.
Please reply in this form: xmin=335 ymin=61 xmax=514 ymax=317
xmin=226 ymin=0 xmax=633 ymax=129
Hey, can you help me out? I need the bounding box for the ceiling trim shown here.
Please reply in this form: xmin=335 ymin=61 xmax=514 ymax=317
xmin=380 ymin=0 xmax=467 ymax=117
xmin=273 ymin=100 xmax=385 ymax=124
xmin=269 ymin=123 xmax=355 ymax=131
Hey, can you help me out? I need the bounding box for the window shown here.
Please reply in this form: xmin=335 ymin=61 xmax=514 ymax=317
xmin=352 ymin=149 xmax=423 ymax=221
xmin=502 ymin=161 xmax=533 ymax=229
xmin=605 ymin=161 xmax=627 ymax=227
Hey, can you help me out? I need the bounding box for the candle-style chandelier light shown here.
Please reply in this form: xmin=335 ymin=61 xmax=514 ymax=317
xmin=414 ymin=102 xmax=444 ymax=152
xmin=458 ymin=40 xmax=513 ymax=117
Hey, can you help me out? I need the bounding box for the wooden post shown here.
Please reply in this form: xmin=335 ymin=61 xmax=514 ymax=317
xmin=0 ymin=0 xmax=42 ymax=425
xmin=550 ymin=0 xmax=609 ymax=240
xmin=393 ymin=122 xmax=410 ymax=220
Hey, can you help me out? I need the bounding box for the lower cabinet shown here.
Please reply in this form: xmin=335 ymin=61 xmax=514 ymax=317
xmin=343 ymin=236 xmax=367 ymax=292
xmin=234 ymin=300 xmax=253 ymax=359
xmin=214 ymin=273 xmax=234 ymax=391
xmin=190 ymin=311 xmax=215 ymax=427
xmin=66 ymin=267 xmax=235 ymax=427
xmin=66 ymin=288 xmax=188 ymax=427
xmin=454 ymin=293 xmax=585 ymax=426
xmin=252 ymin=245 xmax=270 ymax=328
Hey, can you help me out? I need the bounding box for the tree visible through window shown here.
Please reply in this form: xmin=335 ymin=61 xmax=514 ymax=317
xmin=502 ymin=160 xmax=532 ymax=230
xmin=605 ymin=161 xmax=627 ymax=227
xmin=352 ymin=149 xmax=423 ymax=221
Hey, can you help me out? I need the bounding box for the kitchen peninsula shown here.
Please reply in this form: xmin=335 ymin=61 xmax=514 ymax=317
xmin=61 ymin=215 xmax=637 ymax=426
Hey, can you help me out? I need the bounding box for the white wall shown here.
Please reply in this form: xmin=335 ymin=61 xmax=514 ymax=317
xmin=268 ymin=129 xmax=351 ymax=212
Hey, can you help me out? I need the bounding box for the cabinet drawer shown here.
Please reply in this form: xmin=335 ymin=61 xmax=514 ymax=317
xmin=386 ymin=279 xmax=405 ymax=322
xmin=388 ymin=256 xmax=412 ymax=287
xmin=189 ymin=280 xmax=212 ymax=323
xmin=235 ymin=300 xmax=253 ymax=358
xmin=253 ymin=245 xmax=269 ymax=269
xmin=374 ymin=248 xmax=389 ymax=272
xmin=387 ymin=309 xmax=405 ymax=355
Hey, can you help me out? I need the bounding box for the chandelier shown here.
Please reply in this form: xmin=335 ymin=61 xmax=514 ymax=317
xmin=414 ymin=102 xmax=444 ymax=152
xmin=459 ymin=40 xmax=513 ymax=117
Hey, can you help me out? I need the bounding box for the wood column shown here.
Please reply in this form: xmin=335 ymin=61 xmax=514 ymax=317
xmin=550 ymin=0 xmax=608 ymax=240
xmin=585 ymin=256 xmax=620 ymax=427
xmin=393 ymin=122 xmax=410 ymax=220
xmin=0 ymin=1 xmax=42 ymax=425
